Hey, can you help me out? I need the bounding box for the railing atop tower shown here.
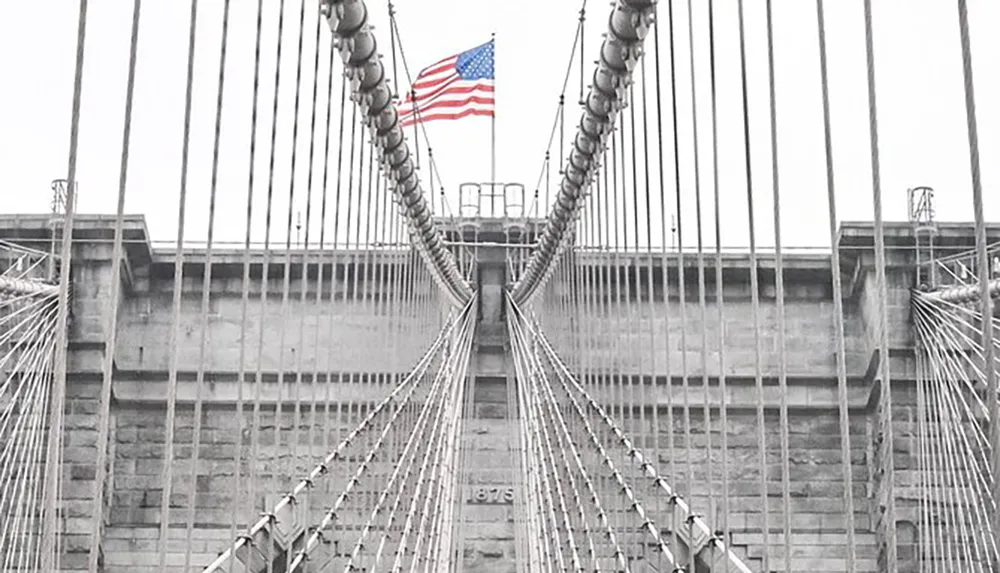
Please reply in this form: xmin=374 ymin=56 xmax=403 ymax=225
xmin=458 ymin=182 xmax=527 ymax=220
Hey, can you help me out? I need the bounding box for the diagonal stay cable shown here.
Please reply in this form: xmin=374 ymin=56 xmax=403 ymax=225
xmin=508 ymin=308 xmax=630 ymax=571
xmin=510 ymin=296 xmax=756 ymax=572
xmin=340 ymin=306 xmax=473 ymax=572
xmin=913 ymin=301 xmax=997 ymax=565
xmin=289 ymin=299 xmax=475 ymax=572
xmin=200 ymin=305 xmax=465 ymax=572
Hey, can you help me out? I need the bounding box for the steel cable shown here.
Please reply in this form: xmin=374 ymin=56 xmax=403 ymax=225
xmin=814 ymin=1 xmax=859 ymax=569
xmin=321 ymin=0 xmax=470 ymax=303
xmin=85 ymin=0 xmax=141 ymax=570
xmin=512 ymin=0 xmax=656 ymax=303
xmin=182 ymin=1 xmax=232 ymax=569
xmin=156 ymin=1 xmax=199 ymax=569
xmin=734 ymin=0 xmax=772 ymax=569
xmin=512 ymin=298 xmax=755 ymax=571
xmin=762 ymin=2 xmax=794 ymax=568
xmin=202 ymin=310 xmax=459 ymax=571
xmin=954 ymin=0 xmax=999 ymax=546
xmin=862 ymin=0 xmax=900 ymax=567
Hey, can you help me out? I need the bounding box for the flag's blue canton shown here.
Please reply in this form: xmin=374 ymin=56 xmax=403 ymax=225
xmin=455 ymin=40 xmax=494 ymax=81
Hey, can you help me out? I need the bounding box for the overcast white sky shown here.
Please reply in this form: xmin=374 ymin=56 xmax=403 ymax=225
xmin=0 ymin=1 xmax=998 ymax=250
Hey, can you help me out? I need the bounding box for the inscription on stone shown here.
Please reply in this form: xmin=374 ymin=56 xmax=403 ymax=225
xmin=467 ymin=485 xmax=514 ymax=505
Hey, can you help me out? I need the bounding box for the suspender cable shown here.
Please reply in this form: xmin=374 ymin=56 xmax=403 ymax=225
xmin=622 ymin=115 xmax=638 ymax=556
xmin=39 ymin=0 xmax=86 ymax=568
xmin=287 ymin=2 xmax=323 ymax=563
xmin=266 ymin=1 xmax=292 ymax=566
xmin=627 ymin=81 xmax=644 ymax=560
xmin=243 ymin=0 xmax=287 ymax=566
xmin=596 ymin=148 xmax=615 ymax=568
xmin=862 ymin=1 xmax=900 ymax=568
xmin=575 ymin=204 xmax=597 ymax=572
xmin=326 ymin=78 xmax=349 ymax=516
xmin=582 ymin=149 xmax=599 ymax=569
xmin=763 ymin=2 xmax=793 ymax=569
xmin=340 ymin=107 xmax=359 ymax=547
xmin=652 ymin=3 xmax=681 ymax=560
xmin=346 ymin=123 xmax=368 ymax=568
xmin=685 ymin=0 xmax=715 ymax=535
xmin=638 ymin=44 xmax=662 ymax=572
xmin=184 ymin=0 xmax=229 ymax=569
xmin=369 ymin=172 xmax=392 ymax=566
xmin=736 ymin=0 xmax=771 ymax=569
xmin=815 ymin=1 xmax=858 ymax=569
xmin=40 ymin=0 xmax=87 ymax=554
xmin=183 ymin=0 xmax=231 ymax=569
xmin=276 ymin=3 xmax=311 ymax=565
xmin=671 ymin=3 xmax=695 ymax=557
xmin=238 ymin=2 xmax=266 ymax=568
xmin=157 ymin=2 xmax=198 ymax=569
xmin=610 ymin=127 xmax=626 ymax=547
xmin=355 ymin=135 xmax=379 ymax=568
xmin=305 ymin=0 xmax=334 ymax=532
xmin=955 ymin=0 xmax=999 ymax=545
xmin=706 ymin=0 xmax=732 ymax=554
xmin=88 ymin=1 xmax=140 ymax=570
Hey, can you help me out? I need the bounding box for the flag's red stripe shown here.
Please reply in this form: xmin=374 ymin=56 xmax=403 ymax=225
xmin=412 ymin=78 xmax=477 ymax=106
xmin=420 ymin=53 xmax=459 ymax=75
xmin=412 ymin=72 xmax=459 ymax=92
xmin=401 ymin=84 xmax=495 ymax=115
xmin=399 ymin=95 xmax=495 ymax=119
xmin=399 ymin=108 xmax=494 ymax=127
xmin=416 ymin=57 xmax=457 ymax=79
xmin=408 ymin=78 xmax=493 ymax=110
xmin=407 ymin=75 xmax=461 ymax=103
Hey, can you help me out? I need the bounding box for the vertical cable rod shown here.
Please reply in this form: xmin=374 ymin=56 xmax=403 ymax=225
xmin=763 ymin=1 xmax=793 ymax=568
xmin=274 ymin=3 xmax=310 ymax=564
xmin=182 ymin=1 xmax=232 ymax=568
xmin=87 ymin=1 xmax=140 ymax=570
xmin=684 ymin=0 xmax=715 ymax=535
xmin=862 ymin=0 xmax=900 ymax=568
xmin=705 ymin=0 xmax=732 ymax=556
xmin=652 ymin=3 xmax=680 ymax=560
xmin=234 ymin=3 xmax=267 ymax=569
xmin=156 ymin=1 xmax=199 ymax=568
xmin=814 ymin=1 xmax=858 ymax=569
xmin=40 ymin=0 xmax=87 ymax=551
xmin=736 ymin=0 xmax=771 ymax=568
xmin=955 ymin=0 xmax=999 ymax=546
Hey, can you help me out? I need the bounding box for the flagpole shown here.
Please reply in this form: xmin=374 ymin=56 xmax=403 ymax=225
xmin=490 ymin=32 xmax=496 ymax=187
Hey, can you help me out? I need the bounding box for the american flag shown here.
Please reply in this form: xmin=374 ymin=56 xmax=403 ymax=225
xmin=399 ymin=39 xmax=495 ymax=128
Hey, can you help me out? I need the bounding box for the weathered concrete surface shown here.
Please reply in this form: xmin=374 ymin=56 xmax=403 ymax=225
xmin=1 ymin=215 xmax=997 ymax=572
